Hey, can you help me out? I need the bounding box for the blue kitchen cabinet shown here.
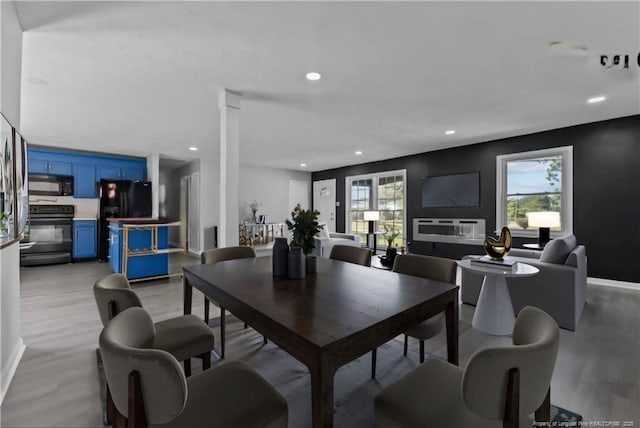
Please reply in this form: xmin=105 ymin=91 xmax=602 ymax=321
xmin=28 ymin=157 xmax=72 ymax=176
xmin=97 ymin=165 xmax=147 ymax=182
xmin=73 ymin=220 xmax=97 ymax=259
xmin=121 ymin=167 xmax=146 ymax=181
xmin=97 ymin=166 xmax=122 ymax=181
xmin=73 ymin=164 xmax=97 ymax=198
xmin=28 ymin=158 xmax=49 ymax=174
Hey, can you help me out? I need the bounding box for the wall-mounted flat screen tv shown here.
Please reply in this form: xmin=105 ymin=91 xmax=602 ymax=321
xmin=421 ymin=172 xmax=480 ymax=207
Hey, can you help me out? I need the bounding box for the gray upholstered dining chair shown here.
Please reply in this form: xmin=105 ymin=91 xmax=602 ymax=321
xmin=100 ymin=306 xmax=288 ymax=428
xmin=93 ymin=273 xmax=215 ymax=376
xmin=329 ymin=244 xmax=372 ymax=267
xmin=201 ymin=246 xmax=265 ymax=359
xmin=370 ymin=254 xmax=457 ymax=379
xmin=375 ymin=306 xmax=559 ymax=428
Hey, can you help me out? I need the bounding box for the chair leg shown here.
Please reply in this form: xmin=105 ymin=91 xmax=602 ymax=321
xmin=201 ymin=352 xmax=211 ymax=371
xmin=184 ymin=359 xmax=191 ymax=377
xmin=503 ymin=367 xmax=520 ymax=428
xmin=204 ymin=299 xmax=210 ymax=324
xmin=220 ymin=307 xmax=226 ymax=359
xmin=263 ymin=335 xmax=268 ymax=344
xmin=113 ymin=410 xmax=127 ymax=428
xmin=403 ymin=335 xmax=408 ymax=356
xmin=534 ymin=387 xmax=551 ymax=423
xmin=106 ymin=384 xmax=116 ymax=425
xmin=244 ymin=322 xmax=248 ymax=329
xmin=371 ymin=348 xmax=377 ymax=379
xmin=419 ymin=340 xmax=425 ymax=363
xmin=128 ymin=370 xmax=148 ymax=428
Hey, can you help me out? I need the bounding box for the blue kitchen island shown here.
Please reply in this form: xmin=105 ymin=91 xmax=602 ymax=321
xmin=108 ymin=218 xmax=181 ymax=282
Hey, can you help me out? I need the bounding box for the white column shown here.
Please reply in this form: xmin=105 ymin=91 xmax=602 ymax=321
xmin=146 ymin=153 xmax=160 ymax=217
xmin=218 ymin=89 xmax=241 ymax=247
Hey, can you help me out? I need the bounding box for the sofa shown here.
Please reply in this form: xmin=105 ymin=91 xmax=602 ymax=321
xmin=461 ymin=234 xmax=587 ymax=330
xmin=313 ymin=225 xmax=361 ymax=258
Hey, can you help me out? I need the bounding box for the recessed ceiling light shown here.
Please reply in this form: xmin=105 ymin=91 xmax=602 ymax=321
xmin=306 ymin=72 xmax=322 ymax=81
xmin=189 ymin=147 xmax=199 ymax=151
xmin=355 ymin=151 xmax=363 ymax=155
xmin=587 ymin=96 xmax=606 ymax=104
xmin=300 ymin=163 xmax=307 ymax=167
xmin=445 ymin=130 xmax=456 ymax=135
xmin=548 ymin=41 xmax=588 ymax=57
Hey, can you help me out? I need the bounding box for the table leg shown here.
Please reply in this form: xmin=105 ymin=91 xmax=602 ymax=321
xmin=445 ymin=288 xmax=459 ymax=365
xmin=472 ymin=274 xmax=515 ymax=335
xmin=309 ymin=357 xmax=336 ymax=428
xmin=183 ymin=276 xmax=192 ymax=315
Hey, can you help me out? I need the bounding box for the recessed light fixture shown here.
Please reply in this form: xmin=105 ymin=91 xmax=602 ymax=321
xmin=445 ymin=130 xmax=456 ymax=135
xmin=189 ymin=146 xmax=199 ymax=151
xmin=587 ymin=95 xmax=606 ymax=104
xmin=306 ymin=72 xmax=322 ymax=81
xmin=300 ymin=163 xmax=307 ymax=167
xmin=355 ymin=151 xmax=363 ymax=155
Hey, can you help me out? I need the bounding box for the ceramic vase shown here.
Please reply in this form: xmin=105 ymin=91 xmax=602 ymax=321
xmin=288 ymin=246 xmax=306 ymax=279
xmin=306 ymin=255 xmax=317 ymax=274
xmin=272 ymin=238 xmax=289 ymax=277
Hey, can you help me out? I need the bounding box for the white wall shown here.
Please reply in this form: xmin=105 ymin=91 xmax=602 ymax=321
xmin=0 ymin=1 xmax=23 ymax=128
xmin=239 ymin=165 xmax=311 ymax=225
xmin=0 ymin=244 xmax=24 ymax=403
xmin=200 ymin=159 xmax=220 ymax=251
xmin=0 ymin=0 xmax=23 ymax=405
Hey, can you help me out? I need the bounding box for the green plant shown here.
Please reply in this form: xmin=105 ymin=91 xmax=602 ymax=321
xmin=285 ymin=204 xmax=323 ymax=255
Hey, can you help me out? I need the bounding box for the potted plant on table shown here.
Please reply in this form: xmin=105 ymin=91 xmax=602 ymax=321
xmin=285 ymin=204 xmax=323 ymax=276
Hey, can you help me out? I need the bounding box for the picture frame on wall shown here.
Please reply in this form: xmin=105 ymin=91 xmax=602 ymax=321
xmin=0 ymin=112 xmax=29 ymax=240
xmin=1 ymin=113 xmax=14 ymax=238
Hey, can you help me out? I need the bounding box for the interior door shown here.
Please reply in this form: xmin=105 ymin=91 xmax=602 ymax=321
xmin=188 ymin=172 xmax=200 ymax=253
xmin=180 ymin=176 xmax=188 ymax=252
xmin=313 ymin=179 xmax=336 ymax=232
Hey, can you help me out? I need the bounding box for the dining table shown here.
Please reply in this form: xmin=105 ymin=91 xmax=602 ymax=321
xmin=183 ymin=256 xmax=459 ymax=428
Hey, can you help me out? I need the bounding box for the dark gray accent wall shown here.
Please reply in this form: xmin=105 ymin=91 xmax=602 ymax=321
xmin=312 ymin=115 xmax=640 ymax=282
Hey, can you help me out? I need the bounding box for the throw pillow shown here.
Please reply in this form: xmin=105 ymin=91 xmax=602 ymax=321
xmin=316 ymin=223 xmax=330 ymax=239
xmin=540 ymin=234 xmax=577 ymax=264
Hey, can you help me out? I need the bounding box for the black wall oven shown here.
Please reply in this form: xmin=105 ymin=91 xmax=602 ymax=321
xmin=20 ymin=205 xmax=74 ymax=266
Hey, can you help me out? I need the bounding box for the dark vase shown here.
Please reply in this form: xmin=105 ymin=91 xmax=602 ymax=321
xmin=288 ymin=246 xmax=306 ymax=279
xmin=272 ymin=238 xmax=289 ymax=277
xmin=306 ymin=255 xmax=317 ymax=274
xmin=386 ymin=247 xmax=398 ymax=266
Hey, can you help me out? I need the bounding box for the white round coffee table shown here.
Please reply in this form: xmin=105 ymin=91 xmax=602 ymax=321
xmin=458 ymin=258 xmax=539 ymax=336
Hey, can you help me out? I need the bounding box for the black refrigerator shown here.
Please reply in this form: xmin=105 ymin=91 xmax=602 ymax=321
xmin=98 ymin=179 xmax=152 ymax=261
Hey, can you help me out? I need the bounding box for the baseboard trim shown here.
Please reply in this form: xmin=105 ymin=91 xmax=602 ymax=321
xmin=588 ymin=277 xmax=640 ymax=290
xmin=0 ymin=339 xmax=26 ymax=404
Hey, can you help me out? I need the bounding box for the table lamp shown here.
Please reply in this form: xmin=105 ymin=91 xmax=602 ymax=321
xmin=363 ymin=211 xmax=379 ymax=234
xmin=526 ymin=211 xmax=560 ymax=246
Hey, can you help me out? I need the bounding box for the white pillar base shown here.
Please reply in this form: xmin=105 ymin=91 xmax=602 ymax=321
xmin=472 ymin=274 xmax=515 ymax=336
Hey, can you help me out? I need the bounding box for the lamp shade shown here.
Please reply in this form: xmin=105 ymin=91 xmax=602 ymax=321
xmin=363 ymin=211 xmax=380 ymax=221
xmin=526 ymin=211 xmax=560 ymax=228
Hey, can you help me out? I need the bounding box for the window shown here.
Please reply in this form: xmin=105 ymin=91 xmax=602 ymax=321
xmin=346 ymin=170 xmax=406 ymax=248
xmin=496 ymin=146 xmax=573 ymax=237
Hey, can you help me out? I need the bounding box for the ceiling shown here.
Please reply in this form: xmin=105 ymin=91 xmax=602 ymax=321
xmin=14 ymin=1 xmax=640 ymax=172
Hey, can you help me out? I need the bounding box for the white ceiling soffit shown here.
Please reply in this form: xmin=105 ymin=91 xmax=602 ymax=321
xmin=16 ymin=1 xmax=640 ymax=171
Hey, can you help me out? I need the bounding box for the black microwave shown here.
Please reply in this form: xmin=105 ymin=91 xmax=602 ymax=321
xmin=28 ymin=174 xmax=74 ymax=196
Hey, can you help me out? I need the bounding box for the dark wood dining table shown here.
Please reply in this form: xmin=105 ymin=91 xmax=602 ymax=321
xmin=183 ymin=256 xmax=459 ymax=428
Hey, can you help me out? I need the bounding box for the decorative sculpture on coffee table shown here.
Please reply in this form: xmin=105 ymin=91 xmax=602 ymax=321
xmin=484 ymin=226 xmax=512 ymax=260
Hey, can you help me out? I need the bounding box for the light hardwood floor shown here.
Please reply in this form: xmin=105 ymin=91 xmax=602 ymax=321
xmin=1 ymin=259 xmax=639 ymax=427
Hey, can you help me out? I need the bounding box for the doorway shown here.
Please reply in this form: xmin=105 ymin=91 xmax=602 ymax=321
xmin=313 ymin=179 xmax=336 ymax=232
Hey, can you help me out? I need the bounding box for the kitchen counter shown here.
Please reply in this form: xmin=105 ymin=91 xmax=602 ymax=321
xmin=108 ymin=217 xmax=175 ymax=224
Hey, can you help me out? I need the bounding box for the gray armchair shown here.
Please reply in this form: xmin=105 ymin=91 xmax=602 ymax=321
xmin=313 ymin=225 xmax=361 ymax=258
xmin=462 ymin=234 xmax=587 ymax=330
